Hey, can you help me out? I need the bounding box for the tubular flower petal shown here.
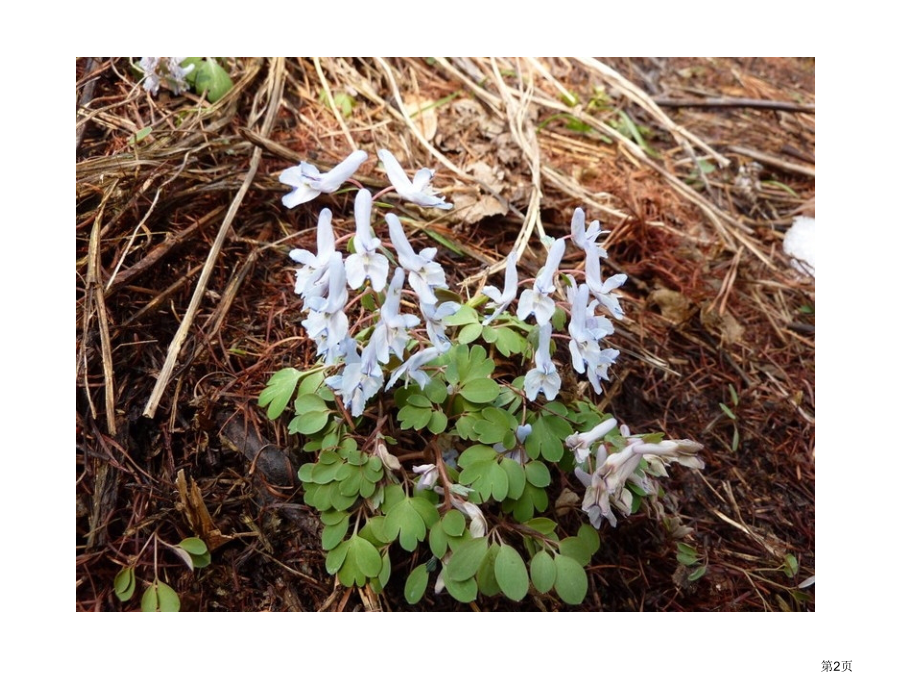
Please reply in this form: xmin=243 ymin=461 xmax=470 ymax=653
xmin=378 ymin=149 xmax=452 ymax=210
xmin=524 ymin=323 xmax=561 ymax=401
xmin=482 ymin=251 xmax=519 ymax=324
xmin=279 ymin=150 xmax=368 ymax=209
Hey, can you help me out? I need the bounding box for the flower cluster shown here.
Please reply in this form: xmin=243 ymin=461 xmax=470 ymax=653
xmin=566 ymin=419 xmax=704 ymax=529
xmin=138 ymin=57 xmax=195 ymax=96
xmin=478 ymin=209 xmax=626 ymax=401
xmin=281 ymin=149 xmax=456 ymax=416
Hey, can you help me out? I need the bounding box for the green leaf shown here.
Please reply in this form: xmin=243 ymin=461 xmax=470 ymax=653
xmin=322 ymin=516 xmax=350 ymax=550
xmin=525 ymin=461 xmax=551 ymax=488
xmin=258 ymin=368 xmax=304 ymax=419
xmin=501 ymin=459 xmax=526 ymax=500
xmin=384 ymin=497 xmax=437 ymax=551
xmin=178 ymin=537 xmax=208 ymax=556
xmin=288 ymin=410 xmax=330 ymax=435
xmin=559 ymin=536 xmax=593 ymax=567
xmin=441 ymin=510 xmax=466 ymax=537
xmin=530 ymin=551 xmax=556 ymax=594
xmin=577 ymin=524 xmax=600 ymax=556
xmin=783 ymin=554 xmax=799 ymax=578
xmin=114 ymin=567 xmax=136 ymax=602
xmin=429 ymin=521 xmax=448 ymax=558
xmin=458 ymin=322 xmax=483 ymax=344
xmin=423 ymin=378 xmax=449 ymax=404
xmin=459 ymin=378 xmax=500 ymax=403
xmin=190 ymin=552 xmax=211 ymax=569
xmin=326 ymin=541 xmax=350 ymax=574
xmin=554 ymin=555 xmax=588 ymax=605
xmin=476 ymin=544 xmax=502 ymax=597
xmin=719 ymin=402 xmax=737 ymax=420
xmin=405 ymin=565 xmax=430 ymax=604
xmin=445 ymin=537 xmax=489 ymax=581
xmin=443 ymin=573 xmax=478 ymax=603
xmin=190 ymin=58 xmax=233 ymax=103
xmin=688 ymin=566 xmax=707 ymax=582
xmin=444 ymin=305 xmax=480 ymax=326
xmin=494 ymin=545 xmax=529 ymax=602
xmin=458 ymin=444 xmax=497 ymax=468
xmin=352 ymin=537 xmax=382 ymax=577
xmin=524 ymin=518 xmax=557 ymax=535
xmin=140 ymin=580 xmax=180 ymax=612
xmin=677 ymin=550 xmax=699 ymax=566
xmin=128 ymin=126 xmax=152 ymax=145
xmin=428 ymin=410 xmax=449 ymax=434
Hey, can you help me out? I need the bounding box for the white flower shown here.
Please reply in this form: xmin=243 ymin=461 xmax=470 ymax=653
xmin=585 ymin=244 xmax=627 ymax=320
xmin=139 ymin=57 xmax=194 ymax=96
xmin=524 ymin=324 xmax=561 ymax=401
xmin=565 ymin=417 xmax=618 ymax=465
xmin=517 ymin=238 xmax=566 ymax=325
xmin=450 ymin=498 xmax=488 ymax=538
xmin=344 ymin=189 xmax=389 ymax=291
xmin=290 ymin=209 xmax=337 ymax=300
xmin=421 ymin=300 xmax=461 ymax=352
xmin=482 ymin=251 xmax=518 ymax=324
xmin=378 ymin=149 xmax=452 ymax=210
xmin=370 ymin=268 xmax=420 ymax=363
xmin=279 ymin=150 xmax=368 ymax=209
xmin=386 ymin=346 xmax=443 ymax=390
xmin=385 ymin=213 xmax=447 ymax=304
xmin=412 ymin=464 xmax=439 ymax=491
xmin=570 ymin=207 xmax=607 ymax=255
xmin=325 ymin=338 xmax=383 ymax=417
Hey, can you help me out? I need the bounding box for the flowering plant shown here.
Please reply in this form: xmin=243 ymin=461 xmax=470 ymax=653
xmin=259 ymin=148 xmax=704 ymax=605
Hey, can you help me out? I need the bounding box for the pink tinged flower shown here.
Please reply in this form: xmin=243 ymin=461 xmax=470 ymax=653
xmin=378 ymin=149 xmax=453 ymax=210
xmin=279 ymin=150 xmax=368 ymax=209
xmin=524 ymin=324 xmax=561 ymax=401
xmin=570 ymin=207 xmax=607 ymax=256
xmin=384 ymin=213 xmax=447 ymax=304
xmin=482 ymin=251 xmax=518 ymax=324
xmin=585 ymin=244 xmax=627 ymax=320
xmin=345 ymin=189 xmax=390 ymax=291
xmin=565 ymin=417 xmax=619 ymax=466
xmin=517 ymin=238 xmax=566 ymax=325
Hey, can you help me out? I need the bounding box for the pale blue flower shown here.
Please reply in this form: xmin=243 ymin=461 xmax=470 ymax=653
xmin=567 ymin=283 xmax=620 ymax=393
xmin=482 ymin=251 xmax=518 ymax=324
xmin=290 ymin=208 xmax=336 ymax=299
xmin=570 ymin=207 xmax=607 ymax=256
xmin=378 ymin=149 xmax=452 ymax=210
xmin=517 ymin=238 xmax=566 ymax=325
xmin=384 ymin=213 xmax=447 ymax=304
xmin=523 ymin=324 xmax=561 ymax=401
xmin=279 ymin=150 xmax=368 ymax=209
xmin=386 ymin=346 xmax=443 ymax=390
xmin=585 ymin=244 xmax=627 ymax=320
xmin=325 ymin=337 xmax=384 ymax=417
xmin=370 ymin=268 xmax=420 ymax=363
xmin=421 ymin=300 xmax=461 ymax=352
xmin=344 ymin=189 xmax=389 ymax=291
